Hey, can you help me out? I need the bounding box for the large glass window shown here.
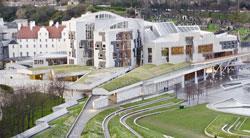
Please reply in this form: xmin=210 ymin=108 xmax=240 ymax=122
xmin=198 ymin=44 xmax=213 ymax=53
xmin=171 ymin=47 xmax=184 ymax=55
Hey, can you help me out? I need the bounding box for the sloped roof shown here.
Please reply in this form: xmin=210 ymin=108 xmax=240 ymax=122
xmin=17 ymin=25 xmax=65 ymax=39
xmin=46 ymin=26 xmax=65 ymax=38
xmin=17 ymin=26 xmax=41 ymax=39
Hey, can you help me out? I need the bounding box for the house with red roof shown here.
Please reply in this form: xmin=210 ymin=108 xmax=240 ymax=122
xmin=8 ymin=21 xmax=71 ymax=67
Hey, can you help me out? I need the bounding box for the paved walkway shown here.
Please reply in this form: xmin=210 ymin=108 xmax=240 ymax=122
xmin=67 ymin=96 xmax=103 ymax=138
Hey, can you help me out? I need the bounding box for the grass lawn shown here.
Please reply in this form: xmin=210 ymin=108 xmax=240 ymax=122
xmin=81 ymin=94 xmax=174 ymax=138
xmin=30 ymin=65 xmax=93 ymax=73
xmin=81 ymin=108 xmax=118 ymax=138
xmin=241 ymin=118 xmax=250 ymax=130
xmin=34 ymin=98 xmax=87 ymax=138
xmin=76 ymin=67 xmax=123 ymax=84
xmin=87 ymin=5 xmax=126 ymax=16
xmin=136 ymin=104 xmax=250 ymax=138
xmin=101 ymin=62 xmax=190 ymax=91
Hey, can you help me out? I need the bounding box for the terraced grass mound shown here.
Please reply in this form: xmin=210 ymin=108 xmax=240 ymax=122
xmin=81 ymin=94 xmax=174 ymax=138
xmin=135 ymin=104 xmax=250 ymax=138
xmin=101 ymin=62 xmax=190 ymax=91
xmin=34 ymin=98 xmax=87 ymax=138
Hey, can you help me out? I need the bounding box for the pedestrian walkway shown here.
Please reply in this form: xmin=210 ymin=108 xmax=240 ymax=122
xmin=67 ymin=96 xmax=103 ymax=138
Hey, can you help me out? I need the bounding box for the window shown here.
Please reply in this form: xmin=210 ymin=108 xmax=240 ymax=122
xmin=148 ymin=48 xmax=152 ymax=63
xmin=161 ymin=48 xmax=169 ymax=56
xmin=46 ymin=44 xmax=48 ymax=48
xmin=13 ymin=52 xmax=15 ymax=57
xmin=20 ymin=45 xmax=22 ymax=48
xmin=26 ymin=45 xmax=28 ymax=48
xmin=33 ymin=45 xmax=35 ymax=48
xmin=45 ymin=39 xmax=47 ymax=42
xmin=52 ymin=44 xmax=54 ymax=48
xmin=171 ymin=47 xmax=184 ymax=55
xmin=34 ymin=52 xmax=36 ymax=56
xmin=20 ymin=52 xmax=22 ymax=57
xmin=26 ymin=52 xmax=29 ymax=57
xmin=40 ymin=52 xmax=42 ymax=54
xmin=40 ymin=39 xmax=41 ymax=42
xmin=40 ymin=44 xmax=42 ymax=48
xmin=12 ymin=45 xmax=14 ymax=49
xmin=198 ymin=44 xmax=213 ymax=53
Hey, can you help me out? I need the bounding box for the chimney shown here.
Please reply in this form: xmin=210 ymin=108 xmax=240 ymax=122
xmin=49 ymin=20 xmax=54 ymax=26
xmin=29 ymin=21 xmax=35 ymax=30
xmin=18 ymin=23 xmax=22 ymax=30
xmin=55 ymin=22 xmax=59 ymax=28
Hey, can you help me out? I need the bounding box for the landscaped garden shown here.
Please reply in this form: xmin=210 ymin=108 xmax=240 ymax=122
xmin=82 ymin=93 xmax=250 ymax=138
xmin=101 ymin=62 xmax=190 ymax=91
xmin=34 ymin=98 xmax=87 ymax=138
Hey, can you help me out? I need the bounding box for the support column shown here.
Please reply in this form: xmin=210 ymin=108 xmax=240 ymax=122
xmin=220 ymin=66 xmax=223 ymax=76
xmin=203 ymin=68 xmax=207 ymax=81
xmin=194 ymin=71 xmax=198 ymax=84
xmin=227 ymin=67 xmax=230 ymax=74
xmin=212 ymin=66 xmax=215 ymax=79
xmin=181 ymin=76 xmax=185 ymax=88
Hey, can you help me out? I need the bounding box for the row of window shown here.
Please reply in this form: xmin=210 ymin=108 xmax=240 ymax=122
xmin=220 ymin=41 xmax=238 ymax=49
xmin=14 ymin=44 xmax=55 ymax=49
xmin=12 ymin=51 xmax=44 ymax=57
xmin=18 ymin=38 xmax=66 ymax=42
xmin=34 ymin=60 xmax=44 ymax=65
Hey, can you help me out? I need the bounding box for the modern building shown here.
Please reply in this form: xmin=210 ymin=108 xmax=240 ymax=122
xmin=8 ymin=11 xmax=240 ymax=68
xmin=143 ymin=22 xmax=239 ymax=65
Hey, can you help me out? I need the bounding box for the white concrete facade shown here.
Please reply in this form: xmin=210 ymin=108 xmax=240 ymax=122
xmin=8 ymin=11 xmax=239 ymax=68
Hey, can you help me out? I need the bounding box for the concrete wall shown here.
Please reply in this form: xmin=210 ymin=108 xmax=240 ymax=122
xmin=93 ymin=96 xmax=109 ymax=109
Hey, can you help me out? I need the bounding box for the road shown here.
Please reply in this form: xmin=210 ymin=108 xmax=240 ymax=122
xmin=67 ymin=96 xmax=103 ymax=138
xmin=102 ymin=96 xmax=173 ymax=138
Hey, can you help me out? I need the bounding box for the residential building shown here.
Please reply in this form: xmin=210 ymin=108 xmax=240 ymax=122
xmin=8 ymin=21 xmax=70 ymax=67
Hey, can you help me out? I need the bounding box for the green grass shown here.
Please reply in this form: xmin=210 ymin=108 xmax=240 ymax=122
xmin=101 ymin=62 xmax=190 ymax=91
xmin=109 ymin=116 xmax=136 ymax=138
xmin=136 ymin=104 xmax=250 ymax=138
xmin=81 ymin=93 xmax=175 ymax=138
xmin=232 ymin=27 xmax=250 ymax=42
xmin=34 ymin=98 xmax=87 ymax=138
xmin=87 ymin=5 xmax=126 ymax=16
xmin=206 ymin=115 xmax=239 ymax=138
xmin=30 ymin=65 xmax=93 ymax=73
xmin=121 ymin=93 xmax=173 ymax=108
xmin=137 ymin=104 xmax=221 ymax=138
xmin=206 ymin=23 xmax=220 ymax=32
xmin=76 ymin=68 xmax=121 ymax=84
xmin=241 ymin=118 xmax=250 ymax=130
xmin=81 ymin=108 xmax=118 ymax=138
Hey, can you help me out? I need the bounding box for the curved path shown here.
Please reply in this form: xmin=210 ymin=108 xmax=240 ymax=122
xmin=120 ymin=103 xmax=178 ymax=138
xmin=67 ymin=96 xmax=103 ymax=138
xmin=102 ymin=96 xmax=173 ymax=138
